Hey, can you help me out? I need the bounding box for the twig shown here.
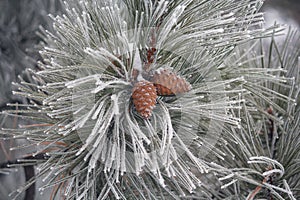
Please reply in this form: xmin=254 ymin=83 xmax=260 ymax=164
xmin=267 ymin=106 xmax=277 ymax=159
xmin=0 ymin=153 xmax=49 ymax=200
xmin=0 ymin=141 xmax=10 ymax=160
xmin=247 ymin=166 xmax=273 ymax=200
xmin=23 ymin=165 xmax=35 ymax=200
xmin=246 ymin=176 xmax=268 ymax=200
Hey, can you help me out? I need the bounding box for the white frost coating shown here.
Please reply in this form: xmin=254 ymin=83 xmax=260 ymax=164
xmin=129 ymin=43 xmax=144 ymax=81
xmin=91 ymin=80 xmax=130 ymax=94
xmin=248 ymin=156 xmax=285 ymax=174
xmin=205 ymin=28 xmax=224 ymax=34
xmin=220 ymin=18 xmax=236 ymax=24
xmin=65 ymin=74 xmax=99 ymax=88
xmin=86 ymin=47 xmax=129 ymax=80
xmin=152 ymin=0 xmax=168 ymax=25
xmin=155 ymin=66 xmax=173 ymax=75
xmin=218 ymin=173 xmax=234 ymax=181
xmin=155 ymin=67 xmax=165 ymax=74
xmin=220 ymin=179 xmax=238 ymax=189
xmin=262 ymin=169 xmax=284 ymax=178
xmin=111 ymin=94 xmax=120 ymax=115
xmin=157 ymin=5 xmax=185 ymax=49
xmin=222 ymin=12 xmax=235 ymax=18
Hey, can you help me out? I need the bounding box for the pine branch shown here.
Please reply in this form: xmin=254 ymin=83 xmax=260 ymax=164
xmin=215 ymin=26 xmax=300 ymax=199
xmin=1 ymin=0 xmax=299 ymax=199
xmin=0 ymin=153 xmax=49 ymax=200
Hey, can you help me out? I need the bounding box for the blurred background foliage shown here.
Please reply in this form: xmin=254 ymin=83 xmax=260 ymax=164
xmin=0 ymin=1 xmax=62 ymax=199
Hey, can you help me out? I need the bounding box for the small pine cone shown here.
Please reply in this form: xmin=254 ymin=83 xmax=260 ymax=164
xmin=147 ymin=47 xmax=157 ymax=64
xmin=151 ymin=68 xmax=191 ymax=96
xmin=132 ymin=80 xmax=157 ymax=119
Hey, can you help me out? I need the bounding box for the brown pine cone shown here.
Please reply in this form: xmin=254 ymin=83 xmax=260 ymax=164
xmin=132 ymin=80 xmax=157 ymax=119
xmin=151 ymin=68 xmax=191 ymax=96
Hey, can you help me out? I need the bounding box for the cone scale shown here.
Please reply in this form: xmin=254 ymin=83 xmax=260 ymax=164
xmin=132 ymin=80 xmax=157 ymax=119
xmin=151 ymin=68 xmax=191 ymax=96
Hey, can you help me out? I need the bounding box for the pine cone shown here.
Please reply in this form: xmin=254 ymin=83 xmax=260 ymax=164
xmin=132 ymin=80 xmax=157 ymax=119
xmin=151 ymin=68 xmax=191 ymax=96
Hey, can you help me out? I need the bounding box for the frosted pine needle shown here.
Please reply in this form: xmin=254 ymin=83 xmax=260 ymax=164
xmin=2 ymin=0 xmax=299 ymax=200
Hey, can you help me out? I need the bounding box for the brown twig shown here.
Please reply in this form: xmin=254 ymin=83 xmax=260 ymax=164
xmin=247 ymin=176 xmax=268 ymax=200
xmin=143 ymin=28 xmax=158 ymax=72
xmin=247 ymin=166 xmax=274 ymax=200
xmin=0 ymin=141 xmax=10 ymax=160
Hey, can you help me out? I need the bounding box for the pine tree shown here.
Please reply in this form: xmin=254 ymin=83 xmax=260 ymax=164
xmin=0 ymin=0 xmax=62 ymax=199
xmin=0 ymin=0 xmax=299 ymax=199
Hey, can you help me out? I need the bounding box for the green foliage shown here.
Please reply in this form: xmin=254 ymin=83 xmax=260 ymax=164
xmin=0 ymin=0 xmax=299 ymax=199
xmin=214 ymin=27 xmax=300 ymax=199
